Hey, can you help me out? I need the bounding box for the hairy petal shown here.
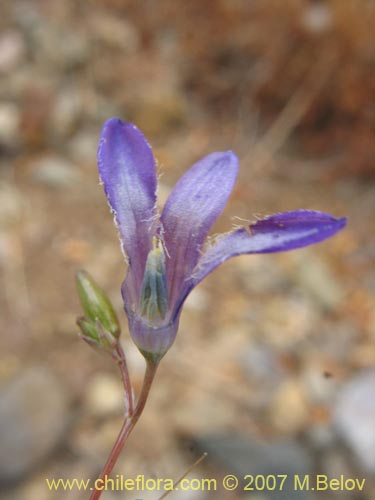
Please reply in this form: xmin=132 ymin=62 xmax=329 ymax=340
xmin=98 ymin=118 xmax=159 ymax=306
xmin=161 ymin=151 xmax=239 ymax=311
xmin=181 ymin=210 xmax=347 ymax=307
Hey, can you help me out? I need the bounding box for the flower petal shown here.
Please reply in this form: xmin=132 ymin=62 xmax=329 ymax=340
xmin=97 ymin=118 xmax=158 ymax=303
xmin=187 ymin=210 xmax=346 ymax=296
xmin=127 ymin=313 xmax=179 ymax=362
xmin=161 ymin=151 xmax=239 ymax=310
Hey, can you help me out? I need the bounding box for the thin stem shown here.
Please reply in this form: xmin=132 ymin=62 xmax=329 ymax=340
xmin=113 ymin=342 xmax=134 ymax=416
xmin=158 ymin=453 xmax=208 ymax=500
xmin=89 ymin=360 xmax=158 ymax=500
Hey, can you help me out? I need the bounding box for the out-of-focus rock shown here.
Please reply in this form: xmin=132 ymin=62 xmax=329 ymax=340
xmin=50 ymin=88 xmax=82 ymax=139
xmin=32 ymin=25 xmax=89 ymax=70
xmin=239 ymin=344 xmax=286 ymax=410
xmin=0 ymin=31 xmax=26 ymax=74
xmin=262 ymin=295 xmax=317 ymax=347
xmin=68 ymin=130 xmax=97 ymax=164
xmin=184 ymin=287 xmax=209 ymax=311
xmin=130 ymin=90 xmax=187 ymax=136
xmin=195 ymin=434 xmax=313 ymax=500
xmin=19 ymin=86 xmax=54 ymax=149
xmin=322 ymin=324 xmax=357 ymax=362
xmin=240 ymin=343 xmax=284 ymax=384
xmin=0 ymin=366 xmax=70 ymax=483
xmin=89 ymin=14 xmax=140 ymax=52
xmin=269 ymin=379 xmax=310 ymax=433
xmin=83 ymin=373 xmax=124 ymax=418
xmin=292 ymin=253 xmax=344 ymax=311
xmin=0 ymin=183 xmax=24 ymax=225
xmin=302 ymin=361 xmax=338 ymax=403
xmin=31 ymin=156 xmax=81 ymax=188
xmin=320 ymin=449 xmax=352 ymax=484
xmin=306 ymin=421 xmax=336 ymax=451
xmin=301 ymin=3 xmax=333 ymax=34
xmin=333 ymin=370 xmax=375 ymax=472
xmin=234 ymin=255 xmax=287 ymax=294
xmin=0 ymin=103 xmax=21 ymax=150
xmin=173 ymin=390 xmax=239 ymax=434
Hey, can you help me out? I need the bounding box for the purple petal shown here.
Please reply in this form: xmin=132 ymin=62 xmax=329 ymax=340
xmin=249 ymin=210 xmax=347 ymax=247
xmin=127 ymin=313 xmax=179 ymax=361
xmin=98 ymin=118 xmax=158 ymax=305
xmin=189 ymin=209 xmax=346 ymax=290
xmin=161 ymin=151 xmax=239 ymax=310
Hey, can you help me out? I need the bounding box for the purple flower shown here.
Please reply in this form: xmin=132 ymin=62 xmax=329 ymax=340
xmin=98 ymin=118 xmax=346 ymax=362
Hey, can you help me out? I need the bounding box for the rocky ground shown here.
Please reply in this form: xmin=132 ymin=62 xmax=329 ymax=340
xmin=0 ymin=1 xmax=374 ymax=499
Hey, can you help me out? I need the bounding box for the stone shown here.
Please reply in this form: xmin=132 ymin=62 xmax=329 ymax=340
xmin=301 ymin=3 xmax=333 ymax=34
xmin=31 ymin=156 xmax=81 ymax=188
xmin=0 ymin=31 xmax=25 ymax=74
xmin=131 ymin=90 xmax=187 ymax=137
xmin=50 ymin=88 xmax=81 ymax=139
xmin=333 ymin=369 xmax=375 ymax=472
xmin=68 ymin=130 xmax=97 ymax=164
xmin=234 ymin=254 xmax=287 ymax=294
xmin=240 ymin=343 xmax=283 ymax=383
xmin=184 ymin=287 xmax=209 ymax=311
xmin=33 ymin=25 xmax=89 ymax=70
xmin=262 ymin=295 xmax=317 ymax=347
xmin=0 ymin=183 xmax=24 ymax=225
xmin=83 ymin=373 xmax=124 ymax=418
xmin=0 ymin=102 xmax=21 ymax=149
xmin=89 ymin=14 xmax=140 ymax=52
xmin=0 ymin=366 xmax=70 ymax=483
xmin=292 ymin=253 xmax=343 ymax=311
xmin=269 ymin=379 xmax=310 ymax=433
xmin=195 ymin=434 xmax=313 ymax=500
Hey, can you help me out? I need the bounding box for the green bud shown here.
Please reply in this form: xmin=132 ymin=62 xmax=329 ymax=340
xmin=76 ymin=270 xmax=120 ymax=339
xmin=77 ymin=316 xmax=100 ymax=343
xmin=77 ymin=316 xmax=117 ymax=352
xmin=139 ymin=238 xmax=168 ymax=322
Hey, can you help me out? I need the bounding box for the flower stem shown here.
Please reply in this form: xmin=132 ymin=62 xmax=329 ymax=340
xmin=113 ymin=342 xmax=134 ymax=416
xmin=88 ymin=360 xmax=158 ymax=500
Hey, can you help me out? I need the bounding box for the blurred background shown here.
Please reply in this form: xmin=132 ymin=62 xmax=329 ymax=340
xmin=0 ymin=0 xmax=374 ymax=499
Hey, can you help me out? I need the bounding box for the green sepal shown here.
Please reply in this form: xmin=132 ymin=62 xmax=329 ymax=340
xmin=139 ymin=348 xmax=163 ymax=365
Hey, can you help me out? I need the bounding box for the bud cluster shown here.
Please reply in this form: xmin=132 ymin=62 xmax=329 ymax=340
xmin=76 ymin=270 xmax=120 ymax=353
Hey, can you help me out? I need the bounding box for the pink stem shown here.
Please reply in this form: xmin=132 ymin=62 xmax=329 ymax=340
xmin=113 ymin=343 xmax=134 ymax=416
xmin=89 ymin=360 xmax=158 ymax=500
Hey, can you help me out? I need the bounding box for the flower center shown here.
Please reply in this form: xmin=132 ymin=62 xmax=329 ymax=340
xmin=139 ymin=237 xmax=168 ymax=323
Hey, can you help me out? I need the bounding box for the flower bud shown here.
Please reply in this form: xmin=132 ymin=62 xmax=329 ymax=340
xmin=76 ymin=270 xmax=120 ymax=339
xmin=139 ymin=238 xmax=168 ymax=323
xmin=76 ymin=316 xmax=117 ymax=352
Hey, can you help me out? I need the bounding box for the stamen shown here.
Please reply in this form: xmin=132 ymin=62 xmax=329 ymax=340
xmin=139 ymin=238 xmax=168 ymax=322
